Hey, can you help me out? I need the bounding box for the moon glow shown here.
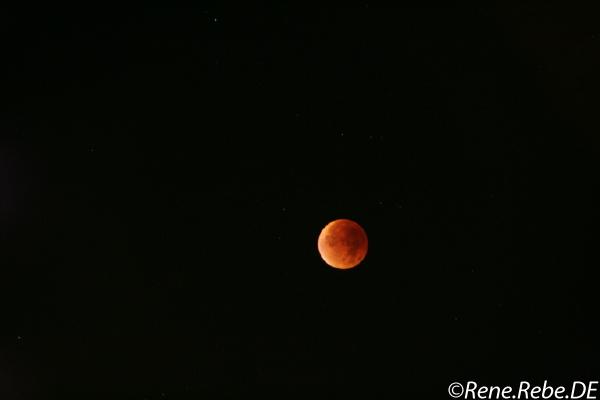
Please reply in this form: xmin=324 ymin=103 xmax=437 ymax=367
xmin=317 ymin=219 xmax=368 ymax=269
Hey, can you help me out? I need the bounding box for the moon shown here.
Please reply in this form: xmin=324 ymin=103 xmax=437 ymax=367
xmin=317 ymin=219 xmax=368 ymax=269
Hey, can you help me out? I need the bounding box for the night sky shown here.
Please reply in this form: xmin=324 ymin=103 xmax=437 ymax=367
xmin=2 ymin=5 xmax=599 ymax=398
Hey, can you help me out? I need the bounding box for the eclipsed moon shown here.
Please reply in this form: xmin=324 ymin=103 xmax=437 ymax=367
xmin=317 ymin=219 xmax=368 ymax=269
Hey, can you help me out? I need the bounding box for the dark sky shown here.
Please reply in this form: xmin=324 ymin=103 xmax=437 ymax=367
xmin=1 ymin=5 xmax=599 ymax=398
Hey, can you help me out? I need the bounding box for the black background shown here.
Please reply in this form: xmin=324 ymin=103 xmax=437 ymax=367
xmin=1 ymin=5 xmax=599 ymax=398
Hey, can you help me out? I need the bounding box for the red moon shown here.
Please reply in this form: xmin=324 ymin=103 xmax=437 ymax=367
xmin=317 ymin=219 xmax=368 ymax=269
